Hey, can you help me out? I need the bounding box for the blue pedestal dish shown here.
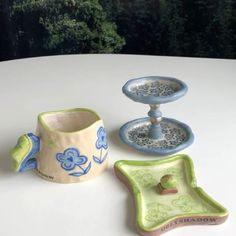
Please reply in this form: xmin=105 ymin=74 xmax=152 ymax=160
xmin=119 ymin=76 xmax=194 ymax=155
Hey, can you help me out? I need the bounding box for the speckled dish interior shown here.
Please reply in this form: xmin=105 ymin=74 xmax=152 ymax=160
xmin=114 ymin=155 xmax=228 ymax=235
xmin=122 ymin=76 xmax=188 ymax=104
xmin=119 ymin=117 xmax=194 ymax=155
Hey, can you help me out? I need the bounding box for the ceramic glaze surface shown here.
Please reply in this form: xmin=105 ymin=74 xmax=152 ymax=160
xmin=120 ymin=117 xmax=194 ymax=155
xmin=56 ymin=147 xmax=92 ymax=177
xmin=11 ymin=108 xmax=108 ymax=183
xmin=131 ymin=81 xmax=175 ymax=97
xmin=122 ymin=76 xmax=188 ymax=105
xmin=114 ymin=155 xmax=228 ymax=236
xmin=120 ymin=76 xmax=194 ymax=155
xmin=11 ymin=133 xmax=40 ymax=172
xmin=93 ymin=127 xmax=108 ymax=164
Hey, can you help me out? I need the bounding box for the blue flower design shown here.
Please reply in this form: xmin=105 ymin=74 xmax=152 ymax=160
xmin=96 ymin=127 xmax=108 ymax=150
xmin=56 ymin=148 xmax=87 ymax=171
xmin=93 ymin=127 xmax=108 ymax=165
xmin=93 ymin=152 xmax=108 ymax=165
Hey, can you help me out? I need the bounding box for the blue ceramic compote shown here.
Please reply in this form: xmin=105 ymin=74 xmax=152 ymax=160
xmin=119 ymin=76 xmax=194 ymax=155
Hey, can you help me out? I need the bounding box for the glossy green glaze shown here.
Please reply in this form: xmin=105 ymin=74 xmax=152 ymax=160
xmin=160 ymin=175 xmax=177 ymax=189
xmin=11 ymin=134 xmax=31 ymax=171
xmin=114 ymin=154 xmax=228 ymax=233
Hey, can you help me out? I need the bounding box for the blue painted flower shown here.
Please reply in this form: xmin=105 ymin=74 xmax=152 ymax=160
xmin=56 ymin=148 xmax=87 ymax=171
xmin=96 ymin=127 xmax=108 ymax=150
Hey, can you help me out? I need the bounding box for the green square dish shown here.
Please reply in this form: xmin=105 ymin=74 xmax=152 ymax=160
xmin=114 ymin=154 xmax=228 ymax=236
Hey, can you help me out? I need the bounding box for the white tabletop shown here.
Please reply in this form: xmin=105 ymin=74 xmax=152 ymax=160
xmin=0 ymin=55 xmax=235 ymax=236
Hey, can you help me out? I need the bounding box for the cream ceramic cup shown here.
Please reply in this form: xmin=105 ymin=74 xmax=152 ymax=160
xmin=10 ymin=108 xmax=108 ymax=183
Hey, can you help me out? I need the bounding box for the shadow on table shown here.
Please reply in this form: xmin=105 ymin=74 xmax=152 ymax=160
xmin=108 ymin=128 xmax=146 ymax=158
xmin=0 ymin=152 xmax=12 ymax=173
xmin=125 ymin=191 xmax=137 ymax=234
xmin=0 ymin=137 xmax=15 ymax=175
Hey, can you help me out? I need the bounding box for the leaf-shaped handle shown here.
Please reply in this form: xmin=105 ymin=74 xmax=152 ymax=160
xmin=10 ymin=133 xmax=40 ymax=172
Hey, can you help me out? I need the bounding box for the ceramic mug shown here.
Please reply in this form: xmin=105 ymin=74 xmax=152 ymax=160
xmin=10 ymin=108 xmax=108 ymax=183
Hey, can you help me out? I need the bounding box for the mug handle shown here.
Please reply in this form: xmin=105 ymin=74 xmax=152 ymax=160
xmin=10 ymin=133 xmax=40 ymax=172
